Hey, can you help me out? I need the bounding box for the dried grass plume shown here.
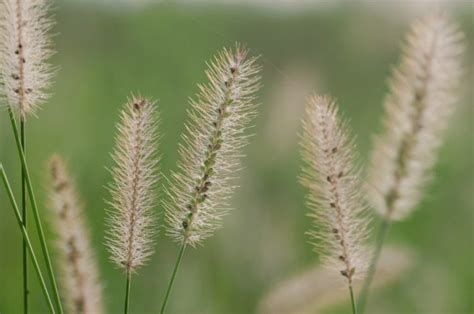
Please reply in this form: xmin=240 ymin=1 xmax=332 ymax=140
xmin=0 ymin=0 xmax=55 ymax=118
xmin=258 ymin=246 xmax=415 ymax=314
xmin=47 ymin=154 xmax=103 ymax=314
xmin=300 ymin=95 xmax=370 ymax=284
xmin=368 ymin=12 xmax=464 ymax=221
xmin=165 ymin=44 xmax=261 ymax=247
xmin=106 ymin=95 xmax=159 ymax=273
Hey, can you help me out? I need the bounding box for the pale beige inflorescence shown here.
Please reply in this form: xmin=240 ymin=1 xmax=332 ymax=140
xmin=258 ymin=246 xmax=415 ymax=314
xmin=368 ymin=12 xmax=464 ymax=221
xmin=0 ymin=0 xmax=55 ymax=118
xmin=106 ymin=96 xmax=159 ymax=273
xmin=300 ymin=95 xmax=370 ymax=284
xmin=164 ymin=45 xmax=261 ymax=248
xmin=47 ymin=154 xmax=103 ymax=314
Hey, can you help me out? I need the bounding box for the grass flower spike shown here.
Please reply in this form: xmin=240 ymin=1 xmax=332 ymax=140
xmin=368 ymin=12 xmax=464 ymax=221
xmin=106 ymin=95 xmax=159 ymax=313
xmin=47 ymin=154 xmax=104 ymax=314
xmin=165 ymin=45 xmax=261 ymax=247
xmin=258 ymin=246 xmax=415 ymax=314
xmin=300 ymin=95 xmax=370 ymax=314
xmin=359 ymin=12 xmax=464 ymax=311
xmin=0 ymin=0 xmax=55 ymax=118
xmin=0 ymin=0 xmax=56 ymax=311
xmin=160 ymin=45 xmax=261 ymax=313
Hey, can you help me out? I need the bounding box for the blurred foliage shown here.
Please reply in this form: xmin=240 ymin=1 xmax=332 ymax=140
xmin=0 ymin=2 xmax=472 ymax=313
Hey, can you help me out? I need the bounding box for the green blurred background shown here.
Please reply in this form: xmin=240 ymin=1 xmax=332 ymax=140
xmin=0 ymin=1 xmax=472 ymax=313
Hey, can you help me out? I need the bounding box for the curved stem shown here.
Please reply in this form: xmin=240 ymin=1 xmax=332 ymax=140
xmin=349 ymin=283 xmax=358 ymax=314
xmin=160 ymin=240 xmax=186 ymax=314
xmin=358 ymin=218 xmax=391 ymax=312
xmin=20 ymin=119 xmax=29 ymax=314
xmin=0 ymin=165 xmax=55 ymax=313
xmin=7 ymin=107 xmax=63 ymax=313
xmin=124 ymin=272 xmax=131 ymax=314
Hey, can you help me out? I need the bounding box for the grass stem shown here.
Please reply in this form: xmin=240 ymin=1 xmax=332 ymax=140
xmin=20 ymin=119 xmax=30 ymax=314
xmin=160 ymin=240 xmax=186 ymax=314
xmin=7 ymin=107 xmax=63 ymax=314
xmin=349 ymin=283 xmax=358 ymax=314
xmin=358 ymin=218 xmax=390 ymax=312
xmin=124 ymin=272 xmax=131 ymax=314
xmin=20 ymin=119 xmax=29 ymax=314
xmin=0 ymin=165 xmax=55 ymax=313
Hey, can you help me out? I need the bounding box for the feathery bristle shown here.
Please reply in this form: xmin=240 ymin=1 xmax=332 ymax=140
xmin=300 ymin=95 xmax=370 ymax=284
xmin=47 ymin=154 xmax=103 ymax=314
xmin=368 ymin=12 xmax=464 ymax=221
xmin=164 ymin=44 xmax=261 ymax=247
xmin=106 ymin=95 xmax=159 ymax=273
xmin=0 ymin=0 xmax=55 ymax=118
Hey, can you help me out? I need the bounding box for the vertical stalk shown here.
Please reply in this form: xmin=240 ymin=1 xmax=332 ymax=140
xmin=7 ymin=107 xmax=63 ymax=314
xmin=160 ymin=240 xmax=186 ymax=314
xmin=124 ymin=272 xmax=131 ymax=314
xmin=20 ymin=119 xmax=29 ymax=314
xmin=349 ymin=283 xmax=358 ymax=314
xmin=358 ymin=218 xmax=391 ymax=312
xmin=0 ymin=165 xmax=55 ymax=313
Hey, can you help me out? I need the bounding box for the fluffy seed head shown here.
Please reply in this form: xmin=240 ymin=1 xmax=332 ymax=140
xmin=300 ymin=95 xmax=370 ymax=284
xmin=164 ymin=44 xmax=261 ymax=247
xmin=258 ymin=246 xmax=415 ymax=314
xmin=368 ymin=12 xmax=464 ymax=221
xmin=0 ymin=0 xmax=55 ymax=118
xmin=47 ymin=154 xmax=103 ymax=314
xmin=106 ymin=95 xmax=159 ymax=273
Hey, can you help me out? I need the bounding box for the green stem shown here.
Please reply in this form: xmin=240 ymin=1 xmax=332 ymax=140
xmin=349 ymin=283 xmax=358 ymax=314
xmin=0 ymin=165 xmax=55 ymax=313
xmin=124 ymin=271 xmax=131 ymax=314
xmin=7 ymin=107 xmax=63 ymax=314
xmin=358 ymin=218 xmax=391 ymax=313
xmin=160 ymin=240 xmax=186 ymax=314
xmin=20 ymin=119 xmax=29 ymax=314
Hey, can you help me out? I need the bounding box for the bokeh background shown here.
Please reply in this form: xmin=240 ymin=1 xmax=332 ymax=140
xmin=0 ymin=0 xmax=472 ymax=313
